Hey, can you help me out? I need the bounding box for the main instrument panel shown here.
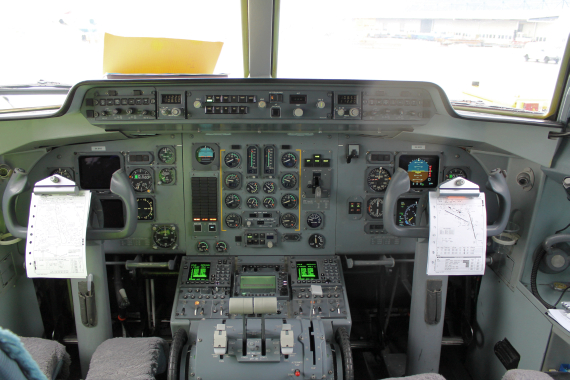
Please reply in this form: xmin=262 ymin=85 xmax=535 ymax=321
xmin=16 ymin=80 xmax=498 ymax=257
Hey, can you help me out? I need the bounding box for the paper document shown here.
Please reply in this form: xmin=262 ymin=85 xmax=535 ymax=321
xmin=547 ymin=309 xmax=570 ymax=333
xmin=26 ymin=191 xmax=91 ymax=278
xmin=427 ymin=192 xmax=487 ymax=275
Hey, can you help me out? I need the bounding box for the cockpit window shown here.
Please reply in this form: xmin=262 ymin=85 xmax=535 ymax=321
xmin=278 ymin=0 xmax=570 ymax=118
xmin=0 ymin=1 xmax=243 ymax=110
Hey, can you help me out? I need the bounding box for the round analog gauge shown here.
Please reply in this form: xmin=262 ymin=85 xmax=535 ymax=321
xmin=263 ymin=197 xmax=276 ymax=209
xmin=224 ymin=152 xmax=241 ymax=168
xmin=281 ymin=152 xmax=297 ymax=168
xmin=281 ymin=173 xmax=297 ymax=189
xmin=153 ymin=226 xmax=177 ymax=248
xmin=246 ymin=182 xmax=259 ymax=194
xmin=158 ymin=168 xmax=175 ymax=184
xmin=137 ymin=198 xmax=154 ymax=220
xmin=224 ymin=194 xmax=241 ymax=209
xmin=158 ymin=146 xmax=175 ymax=164
xmin=246 ymin=197 xmax=259 ymax=209
xmin=224 ymin=173 xmax=241 ymax=189
xmin=281 ymin=213 xmax=298 ymax=229
xmin=51 ymin=168 xmax=73 ymax=180
xmin=129 ymin=168 xmax=153 ymax=192
xmin=263 ymin=181 xmax=276 ymax=194
xmin=367 ymin=197 xmax=384 ymax=219
xmin=281 ymin=194 xmax=298 ymax=209
xmin=215 ymin=241 xmax=228 ymax=252
xmin=225 ymin=213 xmax=242 ymax=228
xmin=309 ymin=234 xmax=325 ymax=249
xmin=404 ymin=203 xmax=417 ymax=226
xmin=195 ymin=145 xmax=216 ymax=165
xmin=196 ymin=241 xmax=209 ymax=252
xmin=307 ymin=213 xmax=323 ymax=228
xmin=447 ymin=168 xmax=467 ymax=180
xmin=367 ymin=168 xmax=391 ymax=192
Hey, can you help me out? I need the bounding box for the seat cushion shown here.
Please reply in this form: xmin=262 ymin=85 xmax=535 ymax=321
xmin=389 ymin=375 xmax=447 ymax=380
xmin=503 ymin=370 xmax=570 ymax=380
xmin=0 ymin=327 xmax=51 ymax=380
xmin=86 ymin=337 xmax=169 ymax=380
xmin=20 ymin=337 xmax=70 ymax=380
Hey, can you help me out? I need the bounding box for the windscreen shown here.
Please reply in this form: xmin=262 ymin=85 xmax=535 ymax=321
xmin=278 ymin=0 xmax=570 ymax=116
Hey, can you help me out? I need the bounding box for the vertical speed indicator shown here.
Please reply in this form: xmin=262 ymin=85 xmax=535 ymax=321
xmin=246 ymin=146 xmax=258 ymax=175
xmin=264 ymin=145 xmax=276 ymax=176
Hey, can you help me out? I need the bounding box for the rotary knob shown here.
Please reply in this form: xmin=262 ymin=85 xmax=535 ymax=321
xmin=171 ymin=108 xmax=181 ymax=116
xmin=258 ymin=100 xmax=267 ymax=108
xmin=112 ymin=109 xmax=121 ymax=115
xmin=316 ymin=101 xmax=326 ymax=109
xmin=337 ymin=109 xmax=345 ymax=116
xmin=349 ymin=108 xmax=359 ymax=117
xmin=193 ymin=100 xmax=202 ymax=108
xmin=126 ymin=108 xmax=135 ymax=115
xmin=293 ymin=108 xmax=304 ymax=117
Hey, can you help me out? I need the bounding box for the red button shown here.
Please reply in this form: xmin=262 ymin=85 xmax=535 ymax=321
xmin=295 ymin=369 xmax=301 ymax=377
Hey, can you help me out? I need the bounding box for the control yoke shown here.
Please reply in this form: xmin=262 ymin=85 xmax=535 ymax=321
xmin=1 ymin=168 xmax=138 ymax=240
xmin=383 ymin=168 xmax=511 ymax=238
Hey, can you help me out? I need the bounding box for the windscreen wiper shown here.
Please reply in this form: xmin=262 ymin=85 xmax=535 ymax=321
xmin=0 ymin=80 xmax=72 ymax=95
xmin=450 ymin=100 xmax=543 ymax=115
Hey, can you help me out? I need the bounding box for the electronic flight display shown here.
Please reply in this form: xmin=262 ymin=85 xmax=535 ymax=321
xmin=188 ymin=262 xmax=211 ymax=281
xmin=397 ymin=198 xmax=419 ymax=227
xmin=398 ymin=155 xmax=439 ymax=188
xmin=78 ymin=155 xmax=122 ymax=190
xmin=297 ymin=261 xmax=319 ymax=280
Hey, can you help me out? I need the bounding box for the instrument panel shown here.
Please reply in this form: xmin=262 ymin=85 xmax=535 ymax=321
xmin=17 ymin=81 xmax=498 ymax=256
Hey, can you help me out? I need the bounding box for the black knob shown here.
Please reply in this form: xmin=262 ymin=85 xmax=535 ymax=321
xmin=112 ymin=108 xmax=121 ymax=115
xmin=126 ymin=108 xmax=135 ymax=114
xmin=142 ymin=110 xmax=149 ymax=116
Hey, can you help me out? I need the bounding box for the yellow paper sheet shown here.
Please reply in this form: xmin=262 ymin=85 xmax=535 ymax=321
xmin=103 ymin=33 xmax=223 ymax=74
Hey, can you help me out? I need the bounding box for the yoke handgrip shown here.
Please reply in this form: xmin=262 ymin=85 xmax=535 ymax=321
xmin=383 ymin=168 xmax=511 ymax=238
xmin=383 ymin=168 xmax=429 ymax=238
xmin=485 ymin=169 xmax=511 ymax=237
xmin=86 ymin=169 xmax=137 ymax=240
xmin=2 ymin=168 xmax=31 ymax=239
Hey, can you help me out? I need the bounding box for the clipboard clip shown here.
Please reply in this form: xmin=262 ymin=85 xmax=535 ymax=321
xmin=33 ymin=174 xmax=79 ymax=195
xmin=438 ymin=177 xmax=480 ymax=197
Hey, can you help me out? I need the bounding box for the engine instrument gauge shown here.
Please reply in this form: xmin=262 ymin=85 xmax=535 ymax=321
xmin=196 ymin=241 xmax=209 ymax=252
xmin=309 ymin=234 xmax=325 ymax=249
xmin=367 ymin=167 xmax=391 ymax=192
xmin=264 ymin=145 xmax=276 ymax=175
xmin=246 ymin=182 xmax=259 ymax=194
xmin=367 ymin=198 xmax=384 ymax=219
xmin=246 ymin=197 xmax=259 ymax=208
xmin=446 ymin=168 xmax=467 ymax=180
xmin=129 ymin=168 xmax=153 ymax=192
xmin=281 ymin=152 xmax=297 ymax=168
xmin=158 ymin=146 xmax=175 ymax=164
xmin=224 ymin=194 xmax=241 ymax=209
xmin=195 ymin=145 xmax=216 ymax=165
xmin=281 ymin=173 xmax=297 ymax=189
xmin=246 ymin=146 xmax=259 ymax=175
xmin=51 ymin=168 xmax=73 ymax=180
xmin=153 ymin=225 xmax=177 ymax=248
xmin=281 ymin=213 xmax=298 ymax=229
xmin=225 ymin=213 xmax=242 ymax=228
xmin=281 ymin=194 xmax=298 ymax=209
xmin=307 ymin=213 xmax=323 ymax=228
xmin=224 ymin=152 xmax=241 ymax=168
xmin=263 ymin=196 xmax=276 ymax=209
xmin=263 ymin=181 xmax=276 ymax=194
xmin=158 ymin=168 xmax=175 ymax=184
xmin=137 ymin=198 xmax=154 ymax=220
xmin=215 ymin=241 xmax=228 ymax=252
xmin=224 ymin=173 xmax=241 ymax=189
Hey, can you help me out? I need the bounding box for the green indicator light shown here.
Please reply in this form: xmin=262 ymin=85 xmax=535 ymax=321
xmin=135 ymin=175 xmax=139 ymax=179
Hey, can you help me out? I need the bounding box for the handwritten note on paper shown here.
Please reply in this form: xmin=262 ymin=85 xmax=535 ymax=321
xmin=26 ymin=191 xmax=91 ymax=278
xmin=427 ymin=192 xmax=487 ymax=276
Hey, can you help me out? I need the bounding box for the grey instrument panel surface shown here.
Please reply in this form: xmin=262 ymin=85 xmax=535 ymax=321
xmin=27 ymin=133 xmax=495 ymax=256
